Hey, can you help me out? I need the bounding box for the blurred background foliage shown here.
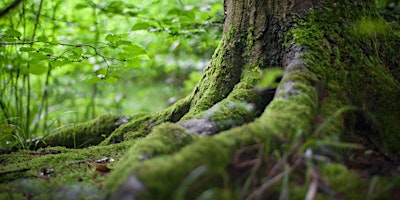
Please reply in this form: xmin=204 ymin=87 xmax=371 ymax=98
xmin=0 ymin=0 xmax=223 ymax=149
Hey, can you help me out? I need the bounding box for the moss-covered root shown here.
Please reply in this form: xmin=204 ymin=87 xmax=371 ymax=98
xmin=108 ymin=128 xmax=248 ymax=200
xmin=106 ymin=123 xmax=198 ymax=196
xmin=179 ymin=64 xmax=275 ymax=135
xmin=100 ymin=113 xmax=153 ymax=145
xmin=106 ymin=80 xmax=319 ymax=199
xmin=102 ymin=96 xmax=194 ymax=145
xmin=43 ymin=114 xmax=130 ymax=148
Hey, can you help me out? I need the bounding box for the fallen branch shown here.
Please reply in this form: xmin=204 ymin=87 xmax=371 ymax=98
xmin=0 ymin=168 xmax=30 ymax=176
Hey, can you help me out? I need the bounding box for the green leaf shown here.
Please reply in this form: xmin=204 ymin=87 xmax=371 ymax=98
xmin=117 ymin=52 xmax=130 ymax=60
xmin=96 ymin=68 xmax=107 ymax=74
xmin=5 ymin=29 xmax=22 ymax=38
xmin=106 ymin=1 xmax=124 ymax=14
xmin=132 ymin=22 xmax=151 ymax=31
xmin=29 ymin=52 xmax=50 ymax=60
xmin=1 ymin=37 xmax=17 ymax=42
xmin=72 ymin=47 xmax=83 ymax=55
xmin=40 ymin=48 xmax=53 ymax=54
xmin=119 ymin=33 xmax=129 ymax=38
xmin=137 ymin=54 xmax=150 ymax=60
xmin=37 ymin=36 xmax=48 ymax=42
xmin=68 ymin=54 xmax=81 ymax=60
xmin=105 ymin=77 xmax=118 ymax=84
xmin=121 ymin=58 xmax=140 ymax=69
xmin=123 ymin=44 xmax=146 ymax=56
xmin=75 ymin=3 xmax=89 ymax=9
xmin=105 ymin=34 xmax=119 ymax=42
xmin=50 ymin=59 xmax=71 ymax=67
xmin=116 ymin=40 xmax=131 ymax=45
xmin=19 ymin=47 xmax=36 ymax=52
xmin=87 ymin=77 xmax=102 ymax=84
xmin=180 ymin=9 xmax=196 ymax=22
xmin=167 ymin=8 xmax=182 ymax=16
xmin=126 ymin=11 xmax=138 ymax=17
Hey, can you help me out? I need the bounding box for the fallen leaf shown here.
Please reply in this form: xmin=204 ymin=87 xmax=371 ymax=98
xmin=95 ymin=164 xmax=112 ymax=173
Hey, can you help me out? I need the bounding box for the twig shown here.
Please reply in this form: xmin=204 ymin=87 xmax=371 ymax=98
xmin=0 ymin=0 xmax=24 ymax=18
xmin=245 ymin=157 xmax=302 ymax=200
xmin=245 ymin=171 xmax=286 ymax=200
xmin=0 ymin=168 xmax=30 ymax=176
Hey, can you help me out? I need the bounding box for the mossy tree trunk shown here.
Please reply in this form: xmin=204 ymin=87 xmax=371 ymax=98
xmin=2 ymin=0 xmax=399 ymax=199
xmin=103 ymin=0 xmax=400 ymax=198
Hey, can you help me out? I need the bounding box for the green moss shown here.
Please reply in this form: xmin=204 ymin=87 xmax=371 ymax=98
xmin=4 ymin=2 xmax=400 ymax=200
xmin=0 ymin=141 xmax=135 ymax=199
xmin=105 ymin=123 xmax=198 ymax=194
xmin=257 ymin=81 xmax=318 ymax=139
xmin=134 ymin=138 xmax=231 ymax=199
xmin=319 ymin=163 xmax=400 ymax=199
xmin=100 ymin=113 xmax=152 ymax=145
xmin=156 ymin=95 xmax=192 ymax=122
xmin=130 ymin=126 xmax=256 ymax=199
xmin=183 ymin=63 xmax=266 ymax=132
xmin=289 ymin=0 xmax=400 ymax=153
xmin=44 ymin=114 xmax=129 ymax=148
xmin=182 ymin=27 xmax=245 ymax=120
xmin=103 ymin=96 xmax=199 ymax=145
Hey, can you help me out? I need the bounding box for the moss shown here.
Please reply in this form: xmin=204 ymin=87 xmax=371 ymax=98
xmin=105 ymin=123 xmax=198 ymax=194
xmin=182 ymin=27 xmax=245 ymax=120
xmin=183 ymin=63 xmax=267 ymax=133
xmin=0 ymin=179 xmax=106 ymax=200
xmin=290 ymin=0 xmax=400 ymax=153
xmin=129 ymin=127 xmax=254 ymax=199
xmin=3 ymin=1 xmax=400 ymax=199
xmin=103 ymin=95 xmax=198 ymax=145
xmin=319 ymin=163 xmax=400 ymax=199
xmin=0 ymin=141 xmax=135 ymax=199
xmin=100 ymin=113 xmax=152 ymax=145
xmin=111 ymin=92 xmax=318 ymax=199
xmin=257 ymin=80 xmax=318 ymax=140
xmin=207 ymin=100 xmax=257 ymax=130
xmin=44 ymin=114 xmax=130 ymax=148
xmin=155 ymin=95 xmax=192 ymax=122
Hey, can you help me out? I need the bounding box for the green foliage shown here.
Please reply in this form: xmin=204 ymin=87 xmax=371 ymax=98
xmin=0 ymin=0 xmax=223 ymax=150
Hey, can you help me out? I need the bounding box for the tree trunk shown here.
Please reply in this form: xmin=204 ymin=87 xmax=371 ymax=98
xmin=104 ymin=0 xmax=400 ymax=199
xmin=1 ymin=0 xmax=399 ymax=199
